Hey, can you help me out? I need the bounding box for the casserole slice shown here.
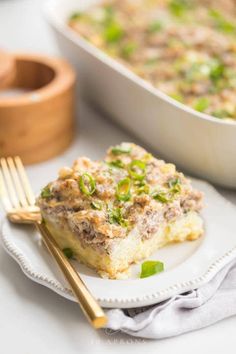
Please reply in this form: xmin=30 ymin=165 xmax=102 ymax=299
xmin=37 ymin=143 xmax=203 ymax=279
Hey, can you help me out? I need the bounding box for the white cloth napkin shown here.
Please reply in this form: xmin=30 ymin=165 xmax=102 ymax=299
xmin=105 ymin=259 xmax=236 ymax=339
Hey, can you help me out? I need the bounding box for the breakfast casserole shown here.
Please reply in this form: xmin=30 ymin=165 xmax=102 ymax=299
xmin=68 ymin=0 xmax=236 ymax=120
xmin=37 ymin=143 xmax=203 ymax=279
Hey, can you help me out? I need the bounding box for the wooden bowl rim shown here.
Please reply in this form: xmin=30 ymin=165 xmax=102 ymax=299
xmin=0 ymin=51 xmax=16 ymax=90
xmin=0 ymin=53 xmax=76 ymax=107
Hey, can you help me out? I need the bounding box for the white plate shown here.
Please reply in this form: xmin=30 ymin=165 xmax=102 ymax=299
xmin=1 ymin=179 xmax=236 ymax=308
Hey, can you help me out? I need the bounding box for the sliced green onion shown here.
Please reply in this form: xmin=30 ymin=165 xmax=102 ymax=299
xmin=148 ymin=20 xmax=163 ymax=33
xmin=111 ymin=145 xmax=132 ymax=155
xmin=79 ymin=173 xmax=96 ymax=196
xmin=170 ymin=92 xmax=184 ymax=103
xmin=103 ymin=5 xmax=114 ymax=23
xmin=134 ymin=180 xmax=150 ymax=194
xmin=194 ymin=97 xmax=210 ymax=112
xmin=169 ymin=0 xmax=193 ymax=17
xmin=140 ymin=260 xmax=164 ymax=278
xmin=69 ymin=12 xmax=82 ymax=21
xmin=144 ymin=58 xmax=159 ymax=66
xmin=143 ymin=153 xmax=153 ymax=162
xmin=121 ymin=42 xmax=137 ymax=59
xmin=152 ymin=177 xmax=182 ymax=202
xmin=186 ymin=59 xmax=224 ymax=84
xmin=91 ymin=200 xmax=103 ymax=210
xmin=209 ymin=9 xmax=236 ymax=34
xmin=186 ymin=62 xmax=211 ymax=81
xmin=152 ymin=191 xmax=170 ymax=203
xmin=108 ymin=207 xmax=128 ymax=227
xmin=128 ymin=160 xmax=146 ymax=181
xmin=212 ymin=109 xmax=233 ymax=119
xmin=134 ymin=180 xmax=145 ymax=187
xmin=107 ymin=160 xmax=125 ymax=169
xmin=116 ymin=178 xmax=131 ymax=202
xmin=63 ymin=248 xmax=74 ymax=259
xmin=210 ymin=61 xmax=225 ymax=82
xmin=136 ymin=183 xmax=150 ymax=195
xmin=168 ymin=177 xmax=181 ymax=194
xmin=168 ymin=177 xmax=180 ymax=189
xmin=41 ymin=186 xmax=51 ymax=199
xmin=104 ymin=22 xmax=124 ymax=43
xmin=152 ymin=178 xmax=181 ymax=203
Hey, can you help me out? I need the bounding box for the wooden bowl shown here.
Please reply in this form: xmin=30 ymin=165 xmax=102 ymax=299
xmin=0 ymin=51 xmax=16 ymax=89
xmin=0 ymin=53 xmax=76 ymax=164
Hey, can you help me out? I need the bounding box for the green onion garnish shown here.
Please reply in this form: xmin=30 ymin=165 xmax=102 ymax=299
xmin=91 ymin=200 xmax=102 ymax=210
xmin=152 ymin=178 xmax=181 ymax=203
xmin=210 ymin=62 xmax=225 ymax=83
xmin=140 ymin=260 xmax=164 ymax=278
xmin=63 ymin=248 xmax=74 ymax=259
xmin=168 ymin=177 xmax=181 ymax=194
xmin=136 ymin=183 xmax=150 ymax=195
xmin=111 ymin=145 xmax=132 ymax=155
xmin=104 ymin=22 xmax=124 ymax=43
xmin=121 ymin=42 xmax=137 ymax=59
xmin=148 ymin=20 xmax=163 ymax=33
xmin=152 ymin=191 xmax=170 ymax=203
xmin=212 ymin=109 xmax=232 ymax=119
xmin=186 ymin=62 xmax=211 ymax=81
xmin=116 ymin=178 xmax=131 ymax=202
xmin=128 ymin=160 xmax=146 ymax=181
xmin=79 ymin=173 xmax=96 ymax=196
xmin=107 ymin=160 xmax=125 ymax=169
xmin=209 ymin=9 xmax=236 ymax=34
xmin=144 ymin=58 xmax=159 ymax=66
xmin=169 ymin=0 xmax=193 ymax=17
xmin=194 ymin=97 xmax=210 ymax=112
xmin=168 ymin=177 xmax=180 ymax=189
xmin=41 ymin=186 xmax=51 ymax=199
xmin=170 ymin=92 xmax=184 ymax=103
xmin=108 ymin=207 xmax=128 ymax=227
xmin=143 ymin=153 xmax=153 ymax=162
xmin=69 ymin=12 xmax=82 ymax=21
xmin=103 ymin=5 xmax=114 ymax=23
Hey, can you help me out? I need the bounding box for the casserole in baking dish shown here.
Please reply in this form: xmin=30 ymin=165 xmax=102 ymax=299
xmin=45 ymin=0 xmax=236 ymax=188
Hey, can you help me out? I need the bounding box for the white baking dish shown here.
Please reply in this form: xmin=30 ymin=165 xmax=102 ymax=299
xmin=44 ymin=0 xmax=236 ymax=188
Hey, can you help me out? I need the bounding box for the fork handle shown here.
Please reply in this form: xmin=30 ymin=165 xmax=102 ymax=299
xmin=35 ymin=223 xmax=107 ymax=329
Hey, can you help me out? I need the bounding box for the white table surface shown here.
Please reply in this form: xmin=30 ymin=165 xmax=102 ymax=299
xmin=1 ymin=1 xmax=236 ymax=353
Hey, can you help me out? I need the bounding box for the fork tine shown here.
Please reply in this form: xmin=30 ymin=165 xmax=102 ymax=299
xmin=6 ymin=157 xmax=29 ymax=208
xmin=14 ymin=156 xmax=35 ymax=206
xmin=0 ymin=168 xmax=12 ymax=212
xmin=0 ymin=158 xmax=20 ymax=209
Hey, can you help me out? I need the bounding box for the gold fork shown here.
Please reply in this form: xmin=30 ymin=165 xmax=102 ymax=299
xmin=0 ymin=156 xmax=107 ymax=329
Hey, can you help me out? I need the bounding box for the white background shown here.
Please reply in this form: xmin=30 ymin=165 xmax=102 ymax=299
xmin=0 ymin=0 xmax=236 ymax=353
